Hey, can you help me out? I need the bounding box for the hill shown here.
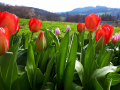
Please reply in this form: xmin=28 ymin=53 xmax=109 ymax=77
xmin=58 ymin=6 xmax=120 ymax=16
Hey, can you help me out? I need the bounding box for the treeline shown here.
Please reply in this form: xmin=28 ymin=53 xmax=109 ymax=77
xmin=63 ymin=13 xmax=118 ymax=23
xmin=0 ymin=2 xmax=61 ymax=21
xmin=101 ymin=13 xmax=117 ymax=21
xmin=0 ymin=2 xmax=41 ymax=19
xmin=64 ymin=15 xmax=86 ymax=23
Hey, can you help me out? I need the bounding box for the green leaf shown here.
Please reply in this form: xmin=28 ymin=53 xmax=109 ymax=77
xmin=64 ymin=33 xmax=77 ymax=90
xmin=36 ymin=68 xmax=44 ymax=85
xmin=80 ymin=47 xmax=85 ymax=66
xmin=11 ymin=78 xmax=20 ymax=90
xmin=96 ymin=45 xmax=106 ymax=67
xmin=91 ymin=66 xmax=117 ymax=80
xmin=93 ymin=78 xmax=104 ymax=90
xmin=19 ymin=73 xmax=31 ymax=90
xmin=24 ymin=33 xmax=29 ymax=49
xmin=26 ymin=44 xmax=35 ymax=88
xmin=71 ymin=82 xmax=82 ymax=90
xmin=100 ymin=50 xmax=113 ymax=68
xmin=5 ymin=39 xmax=20 ymax=90
xmin=83 ymin=38 xmax=95 ymax=86
xmin=75 ymin=60 xmax=84 ymax=84
xmin=8 ymin=42 xmax=18 ymax=52
xmin=40 ymin=48 xmax=50 ymax=73
xmin=107 ymin=73 xmax=120 ymax=86
xmin=44 ymin=29 xmax=53 ymax=46
xmin=44 ymin=82 xmax=54 ymax=90
xmin=0 ymin=70 xmax=5 ymax=90
xmin=0 ymin=52 xmax=13 ymax=83
xmin=57 ymin=30 xmax=70 ymax=88
xmin=40 ymin=52 xmax=58 ymax=90
xmin=17 ymin=65 xmax=26 ymax=75
xmin=17 ymin=49 xmax=27 ymax=66
xmin=107 ymin=78 xmax=112 ymax=90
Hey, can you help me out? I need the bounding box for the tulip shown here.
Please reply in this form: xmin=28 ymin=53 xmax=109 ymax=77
xmin=0 ymin=11 xmax=19 ymax=35
xmin=85 ymin=13 xmax=101 ymax=32
xmin=66 ymin=25 xmax=70 ymax=32
xmin=112 ymin=34 xmax=119 ymax=44
xmin=77 ymin=22 xmax=85 ymax=33
xmin=0 ymin=27 xmax=10 ymax=55
xmin=36 ymin=32 xmax=46 ymax=52
xmin=29 ymin=18 xmax=42 ymax=33
xmin=95 ymin=24 xmax=114 ymax=44
xmin=55 ymin=28 xmax=61 ymax=35
xmin=114 ymin=33 xmax=120 ymax=40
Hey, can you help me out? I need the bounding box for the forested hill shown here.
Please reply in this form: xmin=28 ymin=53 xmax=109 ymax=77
xmin=58 ymin=6 xmax=120 ymax=16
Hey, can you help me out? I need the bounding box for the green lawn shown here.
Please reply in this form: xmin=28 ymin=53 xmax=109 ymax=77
xmin=18 ymin=18 xmax=120 ymax=38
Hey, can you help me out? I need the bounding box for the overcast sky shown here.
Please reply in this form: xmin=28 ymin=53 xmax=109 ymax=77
xmin=0 ymin=0 xmax=120 ymax=12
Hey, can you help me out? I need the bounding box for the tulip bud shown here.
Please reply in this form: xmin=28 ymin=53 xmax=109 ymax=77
xmin=55 ymin=28 xmax=61 ymax=35
xmin=0 ymin=27 xmax=10 ymax=55
xmin=66 ymin=25 xmax=70 ymax=32
xmin=77 ymin=23 xmax=85 ymax=33
xmin=29 ymin=18 xmax=42 ymax=33
xmin=36 ymin=32 xmax=46 ymax=52
xmin=112 ymin=35 xmax=119 ymax=44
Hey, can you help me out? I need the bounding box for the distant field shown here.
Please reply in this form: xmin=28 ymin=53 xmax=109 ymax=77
xmin=18 ymin=18 xmax=120 ymax=38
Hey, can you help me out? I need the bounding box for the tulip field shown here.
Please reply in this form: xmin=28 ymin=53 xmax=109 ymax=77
xmin=1 ymin=11 xmax=120 ymax=90
xmin=18 ymin=18 xmax=120 ymax=38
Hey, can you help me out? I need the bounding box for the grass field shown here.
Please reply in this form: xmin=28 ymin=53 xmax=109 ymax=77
xmin=18 ymin=18 xmax=120 ymax=38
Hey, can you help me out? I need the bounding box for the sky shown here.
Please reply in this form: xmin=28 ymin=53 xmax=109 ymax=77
xmin=0 ymin=0 xmax=120 ymax=12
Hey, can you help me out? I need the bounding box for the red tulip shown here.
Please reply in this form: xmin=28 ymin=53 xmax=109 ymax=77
xmin=85 ymin=13 xmax=101 ymax=32
xmin=0 ymin=27 xmax=10 ymax=55
xmin=36 ymin=32 xmax=46 ymax=52
xmin=0 ymin=11 xmax=19 ymax=35
xmin=95 ymin=24 xmax=114 ymax=44
xmin=29 ymin=18 xmax=42 ymax=33
xmin=77 ymin=22 xmax=85 ymax=33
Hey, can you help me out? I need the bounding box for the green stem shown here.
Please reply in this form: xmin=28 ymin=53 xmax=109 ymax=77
xmin=30 ymin=32 xmax=34 ymax=42
xmin=33 ymin=52 xmax=41 ymax=90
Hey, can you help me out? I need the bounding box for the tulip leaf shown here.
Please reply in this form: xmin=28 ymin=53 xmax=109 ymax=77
xmin=26 ymin=44 xmax=35 ymax=89
xmin=0 ymin=52 xmax=13 ymax=83
xmin=93 ymin=78 xmax=104 ymax=90
xmin=19 ymin=72 xmax=32 ymax=90
xmin=96 ymin=45 xmax=106 ymax=67
xmin=36 ymin=68 xmax=44 ymax=85
xmin=40 ymin=52 xmax=58 ymax=90
xmin=17 ymin=49 xmax=27 ymax=66
xmin=17 ymin=65 xmax=26 ymax=75
xmin=57 ymin=30 xmax=70 ymax=89
xmin=0 ymin=70 xmax=5 ymax=90
xmin=100 ymin=50 xmax=113 ymax=68
xmin=63 ymin=33 xmax=77 ymax=90
xmin=44 ymin=29 xmax=53 ymax=46
xmin=23 ymin=33 xmax=29 ymax=49
xmin=75 ymin=60 xmax=84 ymax=84
xmin=83 ymin=38 xmax=95 ymax=85
xmin=107 ymin=73 xmax=120 ymax=86
xmin=11 ymin=78 xmax=20 ymax=90
xmin=71 ymin=82 xmax=82 ymax=90
xmin=40 ymin=48 xmax=50 ymax=73
xmin=80 ymin=47 xmax=85 ymax=67
xmin=5 ymin=39 xmax=20 ymax=90
xmin=8 ymin=42 xmax=18 ymax=52
xmin=91 ymin=66 xmax=117 ymax=80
